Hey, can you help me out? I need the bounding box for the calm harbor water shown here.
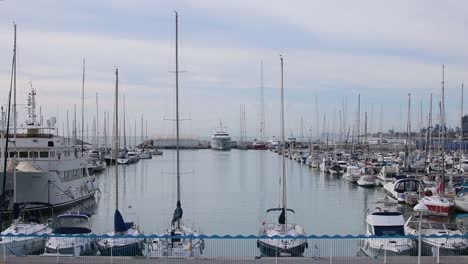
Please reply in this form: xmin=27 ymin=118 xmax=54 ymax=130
xmin=89 ymin=149 xmax=382 ymax=237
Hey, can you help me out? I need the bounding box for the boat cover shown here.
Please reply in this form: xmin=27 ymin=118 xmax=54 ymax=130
xmin=114 ymin=209 xmax=133 ymax=232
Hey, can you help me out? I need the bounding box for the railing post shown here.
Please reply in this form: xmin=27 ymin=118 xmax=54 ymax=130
xmin=384 ymin=245 xmax=387 ymax=264
xmin=437 ymin=246 xmax=440 ymax=264
xmin=329 ymin=239 xmax=332 ymax=264
xmin=3 ymin=241 xmax=5 ymax=262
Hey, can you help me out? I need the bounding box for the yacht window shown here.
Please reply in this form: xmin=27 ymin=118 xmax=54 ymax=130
xmin=373 ymin=225 xmax=405 ymax=236
xmin=19 ymin=152 xmax=28 ymax=158
xmin=9 ymin=152 xmax=16 ymax=158
xmin=30 ymin=152 xmax=39 ymax=158
xmin=40 ymin=152 xmax=49 ymax=158
xmin=48 ymin=141 xmax=54 ymax=147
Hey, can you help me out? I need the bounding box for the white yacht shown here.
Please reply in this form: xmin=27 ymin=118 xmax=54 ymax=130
xmin=210 ymin=123 xmax=231 ymax=150
xmin=405 ymin=216 xmax=468 ymax=255
xmin=343 ymin=166 xmax=361 ymax=183
xmin=0 ymin=87 xmax=98 ymax=212
xmin=377 ymin=165 xmax=399 ymax=186
xmin=383 ymin=177 xmax=422 ymax=204
xmin=44 ymin=211 xmax=97 ymax=256
xmin=361 ymin=204 xmax=414 ymax=257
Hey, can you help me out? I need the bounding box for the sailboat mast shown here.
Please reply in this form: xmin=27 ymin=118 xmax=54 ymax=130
xmin=114 ymin=68 xmax=119 ymax=210
xmin=441 ymin=65 xmax=446 ymax=188
xmin=141 ymin=115 xmax=144 ymax=146
xmin=175 ymin=11 xmax=181 ymax=222
xmin=81 ymin=58 xmax=85 ymax=155
xmin=96 ymin=93 xmax=99 ymax=148
xmin=1 ymin=23 xmax=17 ymax=227
xmin=460 ymin=84 xmax=464 ymax=168
xmin=280 ymin=55 xmax=287 ymax=227
xmin=406 ymin=93 xmax=411 ymax=168
xmin=357 ymin=94 xmax=360 ymax=146
xmin=123 ymin=95 xmax=126 ymax=150
xmin=260 ymin=61 xmax=265 ymax=142
xmin=13 ymin=23 xmax=17 ymax=205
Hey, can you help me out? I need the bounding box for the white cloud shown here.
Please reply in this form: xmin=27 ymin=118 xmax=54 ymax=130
xmin=1 ymin=1 xmax=468 ymax=138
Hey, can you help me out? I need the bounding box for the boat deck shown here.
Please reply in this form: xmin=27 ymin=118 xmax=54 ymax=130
xmin=1 ymin=256 xmax=466 ymax=264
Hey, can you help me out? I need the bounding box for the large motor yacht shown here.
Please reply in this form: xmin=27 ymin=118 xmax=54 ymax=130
xmin=0 ymin=87 xmax=98 ymax=212
xmin=210 ymin=123 xmax=231 ymax=150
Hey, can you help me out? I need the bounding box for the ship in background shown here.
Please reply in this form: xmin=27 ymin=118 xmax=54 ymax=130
xmin=210 ymin=122 xmax=231 ymax=150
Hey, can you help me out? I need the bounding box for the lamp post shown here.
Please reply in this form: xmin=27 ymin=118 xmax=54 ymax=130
xmin=414 ymin=203 xmax=429 ymax=264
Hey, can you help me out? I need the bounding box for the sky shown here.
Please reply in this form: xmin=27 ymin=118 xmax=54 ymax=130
xmin=1 ymin=0 xmax=468 ymax=141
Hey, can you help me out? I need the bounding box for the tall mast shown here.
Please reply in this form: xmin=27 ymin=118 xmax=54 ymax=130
xmin=73 ymin=105 xmax=77 ymax=146
xmin=123 ymin=95 xmax=126 ymax=150
xmin=81 ymin=58 xmax=85 ymax=155
xmin=175 ymin=11 xmax=181 ymax=226
xmin=260 ymin=61 xmax=265 ymax=142
xmin=280 ymin=55 xmax=287 ymax=228
xmin=114 ymin=68 xmax=119 ymax=210
xmin=460 ymin=84 xmax=464 ymax=168
xmin=441 ymin=65 xmax=446 ymax=188
xmin=103 ymin=112 xmax=107 ymax=150
xmin=406 ymin=93 xmax=411 ymax=169
xmin=13 ymin=23 xmax=17 ymax=205
xmin=141 ymin=115 xmax=144 ymax=146
xmin=96 ymin=93 xmax=99 ymax=148
xmin=357 ymin=94 xmax=360 ymax=145
xmin=1 ymin=23 xmax=17 ymax=228
xmin=425 ymin=94 xmax=433 ymax=172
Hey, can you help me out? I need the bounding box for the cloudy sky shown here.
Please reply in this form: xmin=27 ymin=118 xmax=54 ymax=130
xmin=1 ymin=0 xmax=468 ymax=141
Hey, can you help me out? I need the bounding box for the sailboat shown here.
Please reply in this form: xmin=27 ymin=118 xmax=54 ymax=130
xmin=148 ymin=11 xmax=205 ymax=258
xmin=97 ymin=68 xmax=143 ymax=256
xmin=257 ymin=56 xmax=308 ymax=257
xmin=0 ymin=25 xmax=53 ymax=256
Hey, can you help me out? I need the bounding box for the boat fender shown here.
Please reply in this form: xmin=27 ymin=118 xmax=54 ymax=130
xmin=86 ymin=181 xmax=93 ymax=193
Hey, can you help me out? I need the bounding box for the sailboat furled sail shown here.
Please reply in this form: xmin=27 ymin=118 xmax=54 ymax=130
xmin=147 ymin=11 xmax=205 ymax=258
xmin=257 ymin=55 xmax=308 ymax=257
xmin=172 ymin=200 xmax=183 ymax=226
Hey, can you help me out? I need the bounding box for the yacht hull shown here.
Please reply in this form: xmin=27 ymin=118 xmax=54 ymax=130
xmin=210 ymin=138 xmax=231 ymax=150
xmin=257 ymin=239 xmax=307 ymax=257
xmin=98 ymin=242 xmax=142 ymax=256
xmin=0 ymin=237 xmax=47 ymax=256
xmin=0 ymin=171 xmax=96 ymax=212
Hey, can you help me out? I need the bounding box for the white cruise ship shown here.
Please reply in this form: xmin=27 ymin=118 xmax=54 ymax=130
xmin=210 ymin=123 xmax=231 ymax=150
xmin=0 ymin=87 xmax=98 ymax=212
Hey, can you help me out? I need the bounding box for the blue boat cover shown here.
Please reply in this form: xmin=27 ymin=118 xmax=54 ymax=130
xmin=114 ymin=209 xmax=133 ymax=232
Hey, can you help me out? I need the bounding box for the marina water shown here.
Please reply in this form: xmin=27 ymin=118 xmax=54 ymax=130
xmin=78 ymin=149 xmax=385 ymax=256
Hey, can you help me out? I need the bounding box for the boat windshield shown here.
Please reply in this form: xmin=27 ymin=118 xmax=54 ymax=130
xmin=373 ymin=225 xmax=404 ymax=236
xmin=54 ymin=216 xmax=91 ymax=234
